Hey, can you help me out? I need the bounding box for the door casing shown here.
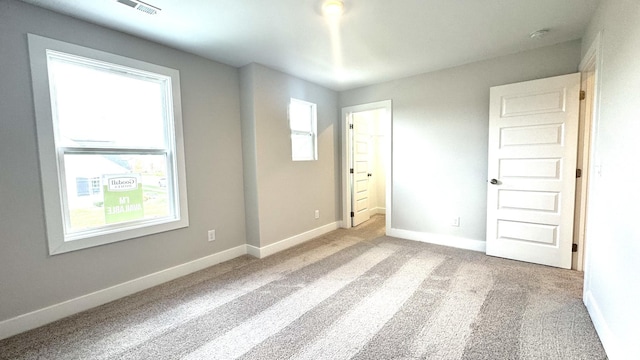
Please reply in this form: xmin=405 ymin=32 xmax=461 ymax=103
xmin=580 ymin=31 xmax=603 ymax=310
xmin=574 ymin=32 xmax=601 ymax=272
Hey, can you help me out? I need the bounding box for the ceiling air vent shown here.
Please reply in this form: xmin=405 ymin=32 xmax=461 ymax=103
xmin=116 ymin=0 xmax=161 ymax=15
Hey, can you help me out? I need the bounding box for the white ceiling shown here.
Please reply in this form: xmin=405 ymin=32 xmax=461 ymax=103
xmin=20 ymin=0 xmax=600 ymax=91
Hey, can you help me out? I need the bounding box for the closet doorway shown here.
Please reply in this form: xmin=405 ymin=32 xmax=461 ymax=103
xmin=341 ymin=100 xmax=391 ymax=230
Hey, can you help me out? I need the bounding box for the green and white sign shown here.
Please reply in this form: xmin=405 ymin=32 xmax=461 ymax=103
xmin=103 ymin=174 xmax=144 ymax=224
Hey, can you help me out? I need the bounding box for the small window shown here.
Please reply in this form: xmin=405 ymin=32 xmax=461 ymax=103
xmin=288 ymin=98 xmax=318 ymax=161
xmin=29 ymin=34 xmax=189 ymax=254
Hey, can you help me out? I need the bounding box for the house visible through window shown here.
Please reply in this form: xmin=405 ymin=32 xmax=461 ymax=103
xmin=289 ymin=98 xmax=318 ymax=161
xmin=28 ymin=34 xmax=189 ymax=255
xmin=76 ymin=177 xmax=107 ymax=197
xmin=90 ymin=177 xmax=101 ymax=195
xmin=76 ymin=177 xmax=90 ymax=197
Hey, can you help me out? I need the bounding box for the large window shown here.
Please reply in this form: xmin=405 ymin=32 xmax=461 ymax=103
xmin=288 ymin=98 xmax=318 ymax=161
xmin=28 ymin=34 xmax=189 ymax=255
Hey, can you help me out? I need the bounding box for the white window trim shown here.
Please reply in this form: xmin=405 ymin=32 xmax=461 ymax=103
xmin=28 ymin=34 xmax=189 ymax=255
xmin=289 ymin=98 xmax=318 ymax=161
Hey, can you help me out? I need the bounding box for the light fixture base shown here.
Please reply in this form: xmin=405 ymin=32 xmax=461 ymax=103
xmin=322 ymin=0 xmax=344 ymax=17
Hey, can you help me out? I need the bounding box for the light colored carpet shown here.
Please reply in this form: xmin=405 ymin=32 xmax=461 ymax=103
xmin=0 ymin=215 xmax=607 ymax=359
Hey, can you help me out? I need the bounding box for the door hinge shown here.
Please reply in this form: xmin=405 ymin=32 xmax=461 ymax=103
xmin=349 ymin=124 xmax=354 ymax=129
xmin=576 ymin=169 xmax=582 ymax=178
xmin=572 ymin=243 xmax=578 ymax=252
xmin=350 ymin=211 xmax=354 ymax=217
xmin=579 ymin=90 xmax=586 ymax=100
xmin=350 ymin=168 xmax=354 ymax=174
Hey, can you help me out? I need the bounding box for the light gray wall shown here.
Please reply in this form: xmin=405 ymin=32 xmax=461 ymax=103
xmin=241 ymin=64 xmax=341 ymax=247
xmin=0 ymin=1 xmax=246 ymax=321
xmin=340 ymin=40 xmax=582 ymax=243
xmin=581 ymin=0 xmax=640 ymax=357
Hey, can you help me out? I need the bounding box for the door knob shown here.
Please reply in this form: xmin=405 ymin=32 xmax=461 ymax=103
xmin=490 ymin=179 xmax=499 ymax=185
xmin=367 ymin=173 xmax=372 ymax=177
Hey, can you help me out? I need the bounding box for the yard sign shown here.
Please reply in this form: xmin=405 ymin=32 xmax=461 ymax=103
xmin=103 ymin=174 xmax=144 ymax=224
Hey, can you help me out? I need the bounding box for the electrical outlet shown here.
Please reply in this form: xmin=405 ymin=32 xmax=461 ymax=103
xmin=314 ymin=210 xmax=320 ymax=219
xmin=451 ymin=217 xmax=460 ymax=227
xmin=208 ymin=229 xmax=216 ymax=242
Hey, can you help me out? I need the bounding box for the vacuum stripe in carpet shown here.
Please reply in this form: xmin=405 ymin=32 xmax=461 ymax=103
xmin=237 ymin=248 xmax=422 ymax=360
xmin=461 ymin=286 xmax=528 ymax=360
xmin=410 ymin=261 xmax=494 ymax=359
xmin=55 ymin=237 xmax=366 ymax=360
xmin=291 ymin=254 xmax=443 ymax=360
xmin=112 ymin=239 xmax=382 ymax=359
xmin=183 ymin=246 xmax=394 ymax=359
xmin=351 ymin=256 xmax=463 ymax=360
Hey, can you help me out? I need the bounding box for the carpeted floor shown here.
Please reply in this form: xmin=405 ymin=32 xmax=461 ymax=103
xmin=0 ymin=215 xmax=607 ymax=359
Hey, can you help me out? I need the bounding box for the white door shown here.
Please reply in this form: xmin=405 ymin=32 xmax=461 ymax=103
xmin=486 ymin=73 xmax=581 ymax=269
xmin=352 ymin=113 xmax=372 ymax=226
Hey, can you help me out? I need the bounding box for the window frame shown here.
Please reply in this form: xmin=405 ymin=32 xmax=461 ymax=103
xmin=28 ymin=34 xmax=189 ymax=255
xmin=288 ymin=98 xmax=318 ymax=161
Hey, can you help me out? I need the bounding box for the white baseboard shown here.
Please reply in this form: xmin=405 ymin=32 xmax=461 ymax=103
xmin=584 ymin=289 xmax=627 ymax=360
xmin=0 ymin=222 xmax=342 ymax=340
xmin=0 ymin=244 xmax=247 ymax=341
xmin=247 ymin=221 xmax=341 ymax=258
xmin=370 ymin=207 xmax=386 ymax=215
xmin=387 ymin=228 xmax=486 ymax=252
xmin=246 ymin=244 xmax=261 ymax=258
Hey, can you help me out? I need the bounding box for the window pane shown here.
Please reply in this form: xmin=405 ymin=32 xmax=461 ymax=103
xmin=48 ymin=56 xmax=167 ymax=148
xmin=291 ymin=133 xmax=314 ymax=161
xmin=289 ymin=101 xmax=312 ymax=132
xmin=63 ymin=154 xmax=171 ymax=233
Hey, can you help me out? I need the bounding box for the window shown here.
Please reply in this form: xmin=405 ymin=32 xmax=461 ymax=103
xmin=28 ymin=34 xmax=189 ymax=255
xmin=288 ymin=98 xmax=318 ymax=161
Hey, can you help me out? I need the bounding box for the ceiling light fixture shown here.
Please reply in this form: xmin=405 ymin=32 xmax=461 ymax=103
xmin=322 ymin=0 xmax=344 ymax=17
xmin=529 ymin=29 xmax=550 ymax=40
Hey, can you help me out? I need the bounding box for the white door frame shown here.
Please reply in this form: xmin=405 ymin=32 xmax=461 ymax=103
xmin=341 ymin=100 xmax=392 ymax=231
xmin=574 ymin=33 xmax=601 ymax=271
xmin=580 ymin=31 xmax=602 ymax=307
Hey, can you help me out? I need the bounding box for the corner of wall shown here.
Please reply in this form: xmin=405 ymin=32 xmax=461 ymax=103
xmin=239 ymin=64 xmax=261 ymax=247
